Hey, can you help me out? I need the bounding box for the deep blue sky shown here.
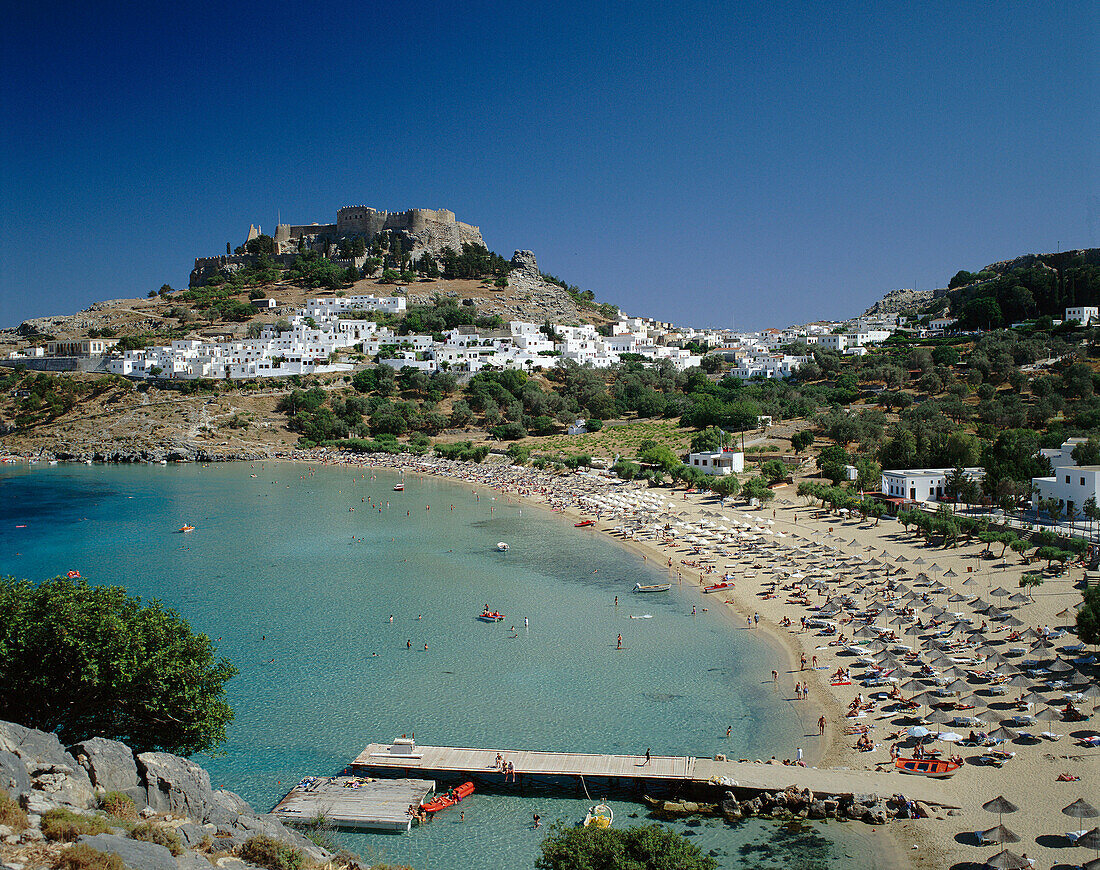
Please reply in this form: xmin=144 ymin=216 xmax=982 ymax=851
xmin=2 ymin=1 xmax=1097 ymax=330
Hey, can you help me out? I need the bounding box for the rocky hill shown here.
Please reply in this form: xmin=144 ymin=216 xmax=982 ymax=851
xmin=2 ymin=251 xmax=596 ymax=358
xmin=0 ymin=718 xmax=353 ymax=870
xmin=861 ymin=287 xmax=936 ymax=317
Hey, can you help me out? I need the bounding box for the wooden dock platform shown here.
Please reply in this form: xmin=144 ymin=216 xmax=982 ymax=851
xmin=272 ymin=776 xmax=435 ymax=832
xmin=352 ymin=739 xmax=953 ymax=806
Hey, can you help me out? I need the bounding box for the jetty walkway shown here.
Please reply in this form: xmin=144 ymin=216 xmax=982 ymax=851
xmin=352 ymin=739 xmax=954 ymax=807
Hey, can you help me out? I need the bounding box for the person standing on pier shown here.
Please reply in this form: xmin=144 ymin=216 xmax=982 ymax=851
xmin=643 ymin=748 xmax=650 ymax=765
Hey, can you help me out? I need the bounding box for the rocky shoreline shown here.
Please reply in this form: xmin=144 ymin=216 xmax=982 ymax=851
xmin=648 ymin=784 xmax=930 ymax=826
xmin=0 ymin=720 xmax=349 ymax=870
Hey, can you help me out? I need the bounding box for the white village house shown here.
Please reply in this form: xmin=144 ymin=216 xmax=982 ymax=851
xmin=1032 ymin=438 xmax=1100 ymax=515
xmin=686 ymin=450 xmax=745 ymax=476
xmin=880 ymin=467 xmax=984 ymax=502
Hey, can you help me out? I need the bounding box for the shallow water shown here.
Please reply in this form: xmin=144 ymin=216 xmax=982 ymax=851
xmin=0 ymin=463 xmax=893 ymax=868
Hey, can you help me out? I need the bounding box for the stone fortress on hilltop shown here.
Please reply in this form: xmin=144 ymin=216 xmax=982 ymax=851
xmin=271 ymin=206 xmax=483 ymax=253
xmin=191 ymin=206 xmax=485 ymax=286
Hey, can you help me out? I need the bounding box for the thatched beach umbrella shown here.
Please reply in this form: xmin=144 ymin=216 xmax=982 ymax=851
xmin=983 ymin=849 xmax=1028 ymax=869
xmin=982 ymin=796 xmax=1020 ymax=827
xmin=980 ymin=824 xmax=1020 ymax=845
xmin=1063 ymin=799 xmax=1100 ymax=821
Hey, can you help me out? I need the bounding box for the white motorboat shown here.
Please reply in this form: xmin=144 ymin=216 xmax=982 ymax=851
xmin=632 ymin=583 xmax=671 ymax=593
xmin=496 ymin=542 xmax=509 ymax=551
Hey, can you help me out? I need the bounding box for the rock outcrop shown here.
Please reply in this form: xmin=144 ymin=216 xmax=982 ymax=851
xmin=862 ymin=287 xmax=935 ymax=317
xmin=0 ymin=719 xmax=334 ymax=869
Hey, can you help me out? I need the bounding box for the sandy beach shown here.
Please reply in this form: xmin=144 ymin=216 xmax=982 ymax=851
xmin=292 ymin=448 xmax=1097 ymax=870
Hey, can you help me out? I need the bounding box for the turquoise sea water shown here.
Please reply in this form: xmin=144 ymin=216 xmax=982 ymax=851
xmin=0 ymin=463 xmax=893 ymax=869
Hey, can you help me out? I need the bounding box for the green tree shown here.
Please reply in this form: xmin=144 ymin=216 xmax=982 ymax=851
xmin=817 ymin=444 xmax=850 ymax=485
xmin=0 ymin=576 xmax=236 ymax=754
xmin=536 ymin=822 xmax=717 ymax=870
xmin=1077 ymin=586 xmax=1100 ymax=645
xmin=741 ymin=476 xmax=774 ymax=504
xmin=1040 ymin=497 xmax=1063 ymax=527
xmin=1072 ymin=438 xmax=1100 ymax=466
xmin=708 ymin=475 xmax=741 ymax=498
xmin=690 ymin=426 xmax=728 ymax=453
xmin=760 ymin=459 xmax=786 ymax=485
xmin=1084 ymin=496 xmax=1100 ymax=542
xmin=790 ymin=430 xmax=814 ymax=454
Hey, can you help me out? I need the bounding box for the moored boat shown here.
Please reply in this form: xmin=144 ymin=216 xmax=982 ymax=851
xmin=421 ymin=781 xmax=474 ymax=814
xmin=702 ymin=581 xmax=733 ymax=594
xmin=583 ymin=804 xmax=613 ymax=828
xmin=178 ymin=525 xmax=195 ymax=533
xmin=575 ymin=520 xmax=594 ymax=527
xmin=393 ymin=483 xmax=404 ymax=491
xmin=496 ymin=542 xmax=509 ymax=551
xmin=893 ymin=757 xmax=960 ymax=777
xmin=633 ymin=583 xmax=671 ymax=593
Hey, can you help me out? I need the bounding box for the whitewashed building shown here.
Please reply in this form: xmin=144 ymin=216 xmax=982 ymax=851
xmin=1065 ymin=307 xmax=1098 ymax=326
xmin=686 ymin=450 xmax=745 ymax=476
xmin=880 ymin=467 xmax=984 ymax=502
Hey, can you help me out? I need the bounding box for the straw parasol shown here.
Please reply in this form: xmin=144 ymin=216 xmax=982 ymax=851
xmin=982 ymin=796 xmax=1020 ymax=827
xmin=980 ymin=825 xmax=1020 ymax=845
xmin=1063 ymin=799 xmax=1100 ymax=821
xmin=983 ymin=849 xmax=1028 ymax=869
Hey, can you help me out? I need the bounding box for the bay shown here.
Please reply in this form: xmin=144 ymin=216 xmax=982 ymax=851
xmin=0 ymin=463 xmax=891 ymax=869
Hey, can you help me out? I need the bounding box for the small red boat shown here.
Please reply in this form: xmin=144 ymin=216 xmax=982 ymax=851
xmin=478 ymin=611 xmax=505 ymax=622
xmin=703 ymin=582 xmax=734 ymax=594
xmin=575 ymin=520 xmax=594 ymax=527
xmin=894 ymin=757 xmax=960 ymax=778
xmin=421 ymin=781 xmax=474 ymax=813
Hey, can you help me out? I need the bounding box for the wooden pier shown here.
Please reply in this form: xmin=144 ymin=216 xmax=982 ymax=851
xmin=352 ymin=739 xmax=953 ymax=806
xmin=272 ymin=776 xmax=435 ymax=832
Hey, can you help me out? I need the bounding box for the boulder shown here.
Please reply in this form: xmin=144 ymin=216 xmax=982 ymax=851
xmin=510 ymin=250 xmax=539 ymax=275
xmin=719 ymin=798 xmax=742 ymax=820
xmin=0 ymin=751 xmax=31 ymax=795
xmin=175 ymin=822 xmax=213 ymax=849
xmin=808 ymin=799 xmax=827 ymax=820
xmin=823 ymin=799 xmax=839 ymax=818
xmin=865 ymin=800 xmax=889 ymax=825
xmin=138 ymin=752 xmax=222 ymax=822
xmin=176 ymin=853 xmax=215 ymax=870
xmin=70 ymin=737 xmax=139 ymax=792
xmin=77 ymin=833 xmax=178 ymax=870
xmin=0 ymin=720 xmax=93 ymax=807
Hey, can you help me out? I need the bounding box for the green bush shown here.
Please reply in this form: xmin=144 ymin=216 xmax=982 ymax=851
xmin=239 ymin=835 xmax=304 ymax=870
xmin=55 ymin=843 xmax=127 ymax=870
xmin=0 ymin=787 xmax=28 ymax=832
xmin=100 ymin=791 xmax=137 ymax=822
xmin=130 ymin=822 xmax=183 ymax=855
xmin=41 ymin=807 xmax=113 ymax=841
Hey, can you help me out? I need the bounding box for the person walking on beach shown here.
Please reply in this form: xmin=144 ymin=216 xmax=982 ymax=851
xmin=800 ymin=653 xmax=807 ymax=670
xmin=617 ymin=634 xmax=622 ymax=649
xmin=753 ymin=612 xmax=759 ymax=628
xmin=812 ymin=654 xmax=818 ymax=668
xmin=796 ymin=746 xmax=803 ymax=764
xmin=772 ymin=670 xmax=779 ymax=684
xmin=643 ymin=748 xmax=650 ymax=765
xmin=818 ymin=715 xmax=826 ymax=736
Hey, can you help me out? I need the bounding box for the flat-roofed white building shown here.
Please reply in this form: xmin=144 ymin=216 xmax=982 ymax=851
xmin=1065 ymin=306 xmax=1098 ymax=326
xmin=881 ymin=467 xmax=984 ymax=502
xmin=686 ymin=450 xmax=745 ymax=476
xmin=1032 ymin=464 xmax=1100 ymax=515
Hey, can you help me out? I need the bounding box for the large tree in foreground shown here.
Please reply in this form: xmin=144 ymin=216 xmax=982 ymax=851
xmin=536 ymin=822 xmax=717 ymax=870
xmin=0 ymin=576 xmax=237 ymax=754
